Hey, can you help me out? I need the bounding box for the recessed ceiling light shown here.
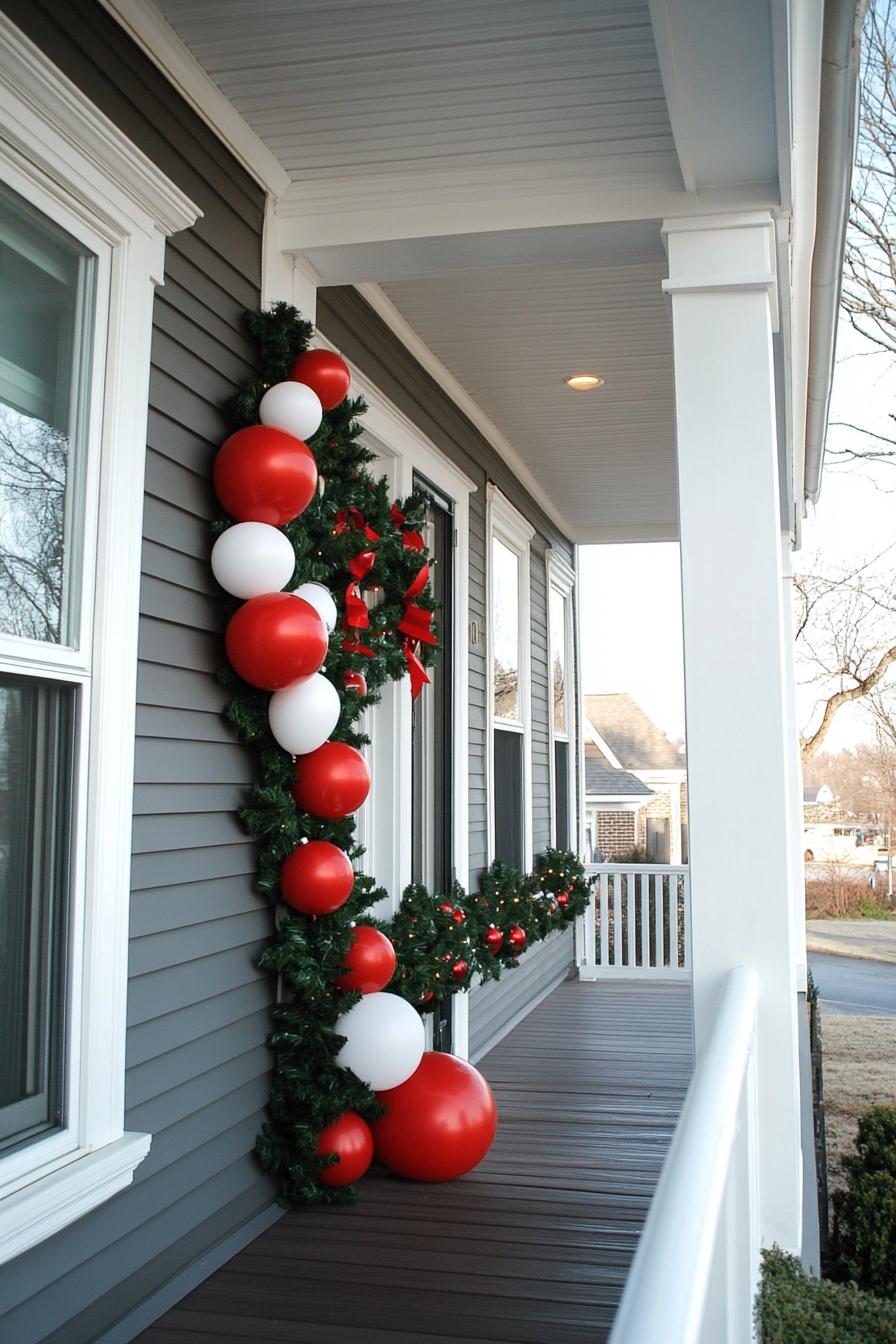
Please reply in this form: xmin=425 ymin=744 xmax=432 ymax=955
xmin=564 ymin=374 xmax=604 ymax=391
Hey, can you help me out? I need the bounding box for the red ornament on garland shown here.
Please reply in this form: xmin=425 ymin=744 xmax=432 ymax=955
xmin=336 ymin=925 xmax=396 ymax=994
xmin=213 ymin=425 xmax=317 ymax=525
xmin=225 ymin=593 xmax=327 ymax=690
xmin=438 ymin=902 xmax=453 ymax=915
xmin=452 ymin=959 xmax=468 ymax=980
xmin=418 ymin=990 xmax=434 ymax=1005
xmin=290 ymin=349 xmax=351 ymax=411
xmin=293 ymin=741 xmax=371 ymax=819
xmin=344 ymin=670 xmax=367 ymax=695
xmin=484 ymin=926 xmax=503 ymax=955
xmin=315 ymin=1110 xmax=374 ymax=1187
xmin=281 ymin=840 xmax=354 ymax=916
xmin=557 ymin=891 xmax=570 ymax=909
xmin=451 ymin=908 xmax=465 ymax=925
xmin=372 ymin=1052 xmax=497 ymax=1181
xmin=508 ymin=925 xmax=526 ymax=951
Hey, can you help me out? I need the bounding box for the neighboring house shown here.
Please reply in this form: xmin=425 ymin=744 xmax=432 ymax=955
xmin=802 ymin=787 xmax=878 ymax=864
xmin=0 ymin=3 xmax=861 ymax=1342
xmin=584 ymin=693 xmax=687 ymax=863
xmin=804 ymin=784 xmax=834 ymax=806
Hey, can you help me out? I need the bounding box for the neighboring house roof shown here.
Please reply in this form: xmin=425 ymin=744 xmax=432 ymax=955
xmin=584 ymin=693 xmax=685 ymax=771
xmin=585 ymin=758 xmax=655 ymax=799
xmin=803 ymin=784 xmax=833 ymax=805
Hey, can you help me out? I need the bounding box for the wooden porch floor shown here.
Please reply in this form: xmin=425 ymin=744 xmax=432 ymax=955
xmin=137 ymin=979 xmax=693 ymax=1344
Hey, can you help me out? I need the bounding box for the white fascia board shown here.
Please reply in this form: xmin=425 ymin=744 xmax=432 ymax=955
xmin=586 ymin=795 xmax=654 ymax=808
xmin=97 ymin=0 xmax=291 ymax=198
xmin=585 ymin=727 xmax=624 ymax=771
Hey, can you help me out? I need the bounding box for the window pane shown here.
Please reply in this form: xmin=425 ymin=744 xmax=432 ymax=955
xmin=551 ymin=586 xmax=568 ymax=735
xmin=0 ymin=182 xmax=96 ymax=645
xmin=0 ymin=675 xmax=74 ymax=1152
xmin=494 ymin=728 xmax=523 ymax=869
xmin=554 ymin=739 xmax=570 ymax=851
xmin=492 ymin=537 xmax=519 ymax=720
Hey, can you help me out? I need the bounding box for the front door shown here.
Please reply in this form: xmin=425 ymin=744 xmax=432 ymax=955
xmin=411 ymin=474 xmax=454 ymax=1051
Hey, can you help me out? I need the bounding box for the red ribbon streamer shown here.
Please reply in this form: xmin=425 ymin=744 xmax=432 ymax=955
xmin=336 ymin=506 xmax=379 ymax=543
xmin=403 ymin=639 xmax=430 ymax=700
xmin=343 ymin=636 xmax=376 ymax=657
xmin=391 ymin=503 xmax=424 ymax=551
xmin=344 ymin=582 xmax=370 ymax=630
xmin=399 ymin=602 xmax=437 ymax=645
xmin=403 ymin=564 xmax=430 ymax=601
xmin=348 ymin=549 xmax=375 ymax=580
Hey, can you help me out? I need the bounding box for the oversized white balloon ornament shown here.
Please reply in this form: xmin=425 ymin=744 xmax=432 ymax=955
xmin=294 ymin=581 xmax=337 ymax=633
xmin=259 ymin=381 xmax=323 ymax=442
xmin=211 ymin=521 xmax=295 ymax=599
xmin=334 ymin=992 xmax=425 ymax=1091
xmin=268 ymin=671 xmax=340 ymax=756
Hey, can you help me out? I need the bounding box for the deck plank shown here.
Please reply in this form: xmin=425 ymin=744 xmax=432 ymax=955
xmin=136 ymin=979 xmax=693 ymax=1344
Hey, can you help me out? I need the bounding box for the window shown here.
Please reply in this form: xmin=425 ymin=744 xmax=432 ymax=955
xmin=0 ymin=16 xmax=198 ymax=1263
xmin=548 ymin=550 xmax=576 ymax=853
xmin=488 ymin=487 xmax=533 ymax=871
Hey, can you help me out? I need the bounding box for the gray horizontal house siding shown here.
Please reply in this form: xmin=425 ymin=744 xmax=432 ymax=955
xmin=0 ymin=5 xmax=275 ymax=1343
xmin=317 ymin=289 xmax=578 ymax=1062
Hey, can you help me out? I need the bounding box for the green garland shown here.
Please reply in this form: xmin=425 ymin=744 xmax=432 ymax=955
xmin=218 ymin=306 xmax=588 ymax=1206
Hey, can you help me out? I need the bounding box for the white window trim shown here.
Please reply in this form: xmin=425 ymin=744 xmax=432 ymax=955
xmin=486 ymin=485 xmax=534 ymax=870
xmin=546 ymin=548 xmax=576 ymax=851
xmin=0 ymin=16 xmax=199 ymax=1264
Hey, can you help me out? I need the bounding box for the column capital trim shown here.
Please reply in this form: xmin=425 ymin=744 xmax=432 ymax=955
xmin=662 ymin=212 xmax=779 ymax=331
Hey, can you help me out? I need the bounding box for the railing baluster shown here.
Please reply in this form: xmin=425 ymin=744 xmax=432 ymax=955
xmin=612 ymin=874 xmax=622 ymax=967
xmin=626 ymin=872 xmax=636 ymax=968
xmin=599 ymin=873 xmax=610 ymax=969
xmin=654 ymin=871 xmax=664 ymax=969
xmin=639 ymin=873 xmax=650 ymax=970
xmin=670 ymin=873 xmax=681 ymax=971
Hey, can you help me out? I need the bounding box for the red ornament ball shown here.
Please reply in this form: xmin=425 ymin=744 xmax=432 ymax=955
xmin=418 ymin=991 xmax=434 ymax=1005
xmin=452 ymin=959 xmax=468 ymax=980
xmin=451 ymin=908 xmax=465 ymax=925
xmin=508 ymin=925 xmax=526 ymax=951
xmin=293 ymin=742 xmax=371 ymax=820
xmin=344 ymin=670 xmax=367 ymax=695
xmin=484 ymin=926 xmax=503 ymax=955
xmin=225 ymin=593 xmax=327 ymax=690
xmin=213 ymin=425 xmax=317 ymax=525
xmin=315 ymin=1110 xmax=373 ymax=1187
xmin=290 ymin=349 xmax=351 ymax=411
xmin=438 ymin=902 xmax=453 ymax=915
xmin=336 ymin=925 xmax=397 ymax=994
xmin=280 ymin=840 xmax=354 ymax=916
xmin=557 ymin=891 xmax=570 ymax=909
xmin=373 ymin=1052 xmax=497 ymax=1181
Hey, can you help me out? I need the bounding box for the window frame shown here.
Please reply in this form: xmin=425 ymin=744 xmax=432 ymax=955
xmin=0 ymin=16 xmax=198 ymax=1264
xmin=486 ymin=485 xmax=534 ymax=870
xmin=547 ymin=548 xmax=576 ymax=852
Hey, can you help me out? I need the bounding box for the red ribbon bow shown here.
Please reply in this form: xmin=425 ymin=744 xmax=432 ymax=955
xmin=391 ymin=503 xmax=425 ymax=552
xmin=335 ymin=506 xmax=379 ymax=543
xmin=403 ymin=639 xmax=430 ymax=699
xmin=344 ymin=582 xmax=369 ymax=630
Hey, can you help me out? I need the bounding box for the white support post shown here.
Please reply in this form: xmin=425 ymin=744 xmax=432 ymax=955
xmin=780 ymin=537 xmax=808 ymax=993
xmin=664 ymin=212 xmax=803 ymax=1255
xmin=261 ymin=196 xmax=320 ymax=323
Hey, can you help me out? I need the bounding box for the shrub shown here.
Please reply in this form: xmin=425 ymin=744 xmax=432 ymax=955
xmin=831 ymin=1105 xmax=896 ymax=1298
xmin=757 ymin=1247 xmax=896 ymax=1342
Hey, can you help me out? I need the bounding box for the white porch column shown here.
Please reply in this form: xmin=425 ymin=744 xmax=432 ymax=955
xmin=664 ymin=213 xmax=803 ymax=1253
xmin=261 ymin=197 xmax=320 ymax=321
xmin=781 ymin=537 xmax=809 ymax=993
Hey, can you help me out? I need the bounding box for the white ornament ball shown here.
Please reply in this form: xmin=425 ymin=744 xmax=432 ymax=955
xmin=268 ymin=671 xmax=340 ymax=756
xmin=334 ymin=992 xmax=425 ymax=1091
xmin=259 ymin=381 xmax=323 ymax=442
xmin=294 ymin=581 xmax=337 ymax=633
xmin=210 ymin=522 xmax=295 ymax=599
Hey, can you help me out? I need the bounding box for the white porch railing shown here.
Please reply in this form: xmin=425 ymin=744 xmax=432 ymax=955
xmin=580 ymin=864 xmax=690 ymax=979
xmin=610 ymin=966 xmax=760 ymax=1344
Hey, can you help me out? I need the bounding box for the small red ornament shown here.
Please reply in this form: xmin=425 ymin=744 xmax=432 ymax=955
xmin=451 ymin=908 xmax=465 ymax=925
xmin=418 ymin=990 xmax=434 ymax=1005
xmin=293 ymin=741 xmax=371 ymax=819
xmin=549 ymin=902 xmax=557 ymax=914
xmin=280 ymin=840 xmax=354 ymax=916
xmin=336 ymin=925 xmax=396 ymax=994
xmin=484 ymin=926 xmax=503 ymax=954
xmin=451 ymin=959 xmax=468 ymax=980
xmin=508 ymin=925 xmax=526 ymax=951
xmin=438 ymin=902 xmax=453 ymax=915
xmin=315 ymin=1110 xmax=373 ymax=1187
xmin=225 ymin=593 xmax=327 ymax=690
xmin=290 ymin=349 xmax=351 ymax=411
xmin=372 ymin=1052 xmax=497 ymax=1181
xmin=557 ymin=891 xmax=570 ymax=909
xmin=344 ymin=670 xmax=367 ymax=695
xmin=213 ymin=424 xmax=317 ymax=525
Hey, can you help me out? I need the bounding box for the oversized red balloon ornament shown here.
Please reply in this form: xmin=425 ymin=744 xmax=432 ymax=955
xmin=280 ymin=840 xmax=354 ymax=916
xmin=225 ymin=593 xmax=328 ymax=690
xmin=292 ymin=742 xmax=371 ymax=820
xmin=344 ymin=670 xmax=367 ymax=695
xmin=315 ymin=1110 xmax=373 ymax=1187
xmin=213 ymin=425 xmax=317 ymax=525
xmin=373 ymin=1052 xmax=497 ymax=1181
xmin=336 ymin=925 xmax=396 ymax=994
xmin=290 ymin=349 xmax=351 ymax=411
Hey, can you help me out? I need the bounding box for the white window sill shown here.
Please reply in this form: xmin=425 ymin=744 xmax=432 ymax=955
xmin=0 ymin=1132 xmax=151 ymax=1265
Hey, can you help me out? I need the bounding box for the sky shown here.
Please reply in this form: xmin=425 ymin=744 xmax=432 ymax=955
xmin=579 ymin=316 xmax=896 ymax=754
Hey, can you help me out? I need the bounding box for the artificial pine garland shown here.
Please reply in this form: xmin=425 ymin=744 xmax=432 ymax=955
xmin=218 ymin=306 xmax=588 ymax=1206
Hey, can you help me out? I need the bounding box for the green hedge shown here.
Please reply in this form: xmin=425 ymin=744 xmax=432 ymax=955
xmin=831 ymin=1105 xmax=896 ymax=1297
xmin=757 ymin=1248 xmax=896 ymax=1343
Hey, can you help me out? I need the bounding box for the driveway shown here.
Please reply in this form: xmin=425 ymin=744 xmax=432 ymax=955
xmin=808 ymin=951 xmax=896 ymax=1017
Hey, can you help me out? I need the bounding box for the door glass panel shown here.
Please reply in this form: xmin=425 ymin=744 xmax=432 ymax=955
xmin=492 ymin=538 xmax=519 ymax=721
xmin=0 ymin=675 xmax=74 ymax=1152
xmin=0 ymin=182 xmax=96 ymax=646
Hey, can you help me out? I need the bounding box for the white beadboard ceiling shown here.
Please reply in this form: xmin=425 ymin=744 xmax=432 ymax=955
xmin=154 ymin=0 xmax=682 ymax=221
xmin=378 ymin=248 xmax=676 ymax=541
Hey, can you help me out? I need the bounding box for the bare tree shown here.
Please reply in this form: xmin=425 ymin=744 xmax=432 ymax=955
xmin=0 ymin=405 xmax=67 ymax=642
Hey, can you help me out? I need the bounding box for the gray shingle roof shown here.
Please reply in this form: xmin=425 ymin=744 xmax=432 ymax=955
xmin=584 ymin=692 xmax=685 ymax=770
xmin=585 ymin=760 xmax=655 ymax=798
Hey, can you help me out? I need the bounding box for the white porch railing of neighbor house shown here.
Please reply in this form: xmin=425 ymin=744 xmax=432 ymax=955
xmin=580 ymin=864 xmax=691 ymax=978
xmin=610 ymin=966 xmax=760 ymax=1344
